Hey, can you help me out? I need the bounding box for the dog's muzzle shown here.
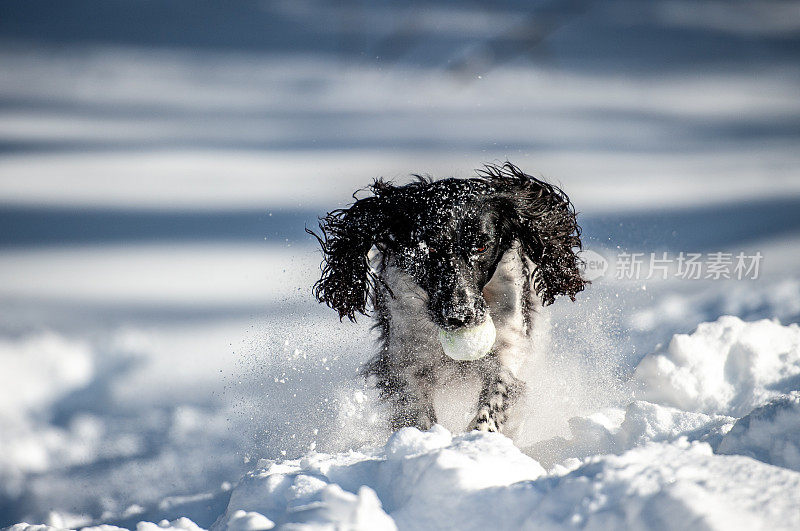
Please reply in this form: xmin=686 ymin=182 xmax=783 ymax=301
xmin=431 ymin=289 xmax=487 ymax=330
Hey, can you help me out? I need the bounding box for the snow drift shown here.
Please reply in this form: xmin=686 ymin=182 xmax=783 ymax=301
xmin=632 ymin=316 xmax=800 ymax=416
xmin=7 ymin=316 xmax=800 ymax=530
xmin=207 ymin=428 xmax=800 ymax=531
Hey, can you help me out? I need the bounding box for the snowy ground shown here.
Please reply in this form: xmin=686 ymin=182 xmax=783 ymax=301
xmin=2 ymin=1 xmax=800 ymax=530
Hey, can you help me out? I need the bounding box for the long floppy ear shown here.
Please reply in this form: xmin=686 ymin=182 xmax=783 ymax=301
xmin=481 ymin=162 xmax=587 ymax=305
xmin=307 ymin=186 xmax=390 ymax=321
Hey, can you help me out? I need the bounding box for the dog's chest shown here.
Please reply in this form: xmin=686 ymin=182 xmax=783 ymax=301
xmin=377 ymin=247 xmax=532 ymax=368
xmin=379 ymin=262 xmax=444 ymax=363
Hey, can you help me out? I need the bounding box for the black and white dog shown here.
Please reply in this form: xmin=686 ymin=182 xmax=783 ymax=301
xmin=309 ymin=163 xmax=585 ymax=434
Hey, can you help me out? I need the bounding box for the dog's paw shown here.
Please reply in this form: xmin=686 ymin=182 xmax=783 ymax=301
xmin=468 ymin=408 xmax=499 ymax=432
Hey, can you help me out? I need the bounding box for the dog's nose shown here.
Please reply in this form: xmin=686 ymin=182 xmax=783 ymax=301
xmin=446 ymin=316 xmax=467 ymax=328
xmin=441 ymin=306 xmax=476 ymax=329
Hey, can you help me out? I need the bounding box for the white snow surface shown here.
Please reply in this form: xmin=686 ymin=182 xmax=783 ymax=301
xmin=211 ymin=433 xmax=800 ymax=531
xmin=632 ymin=317 xmax=800 ymax=416
xmin=717 ymin=392 xmax=800 ymax=472
xmin=6 ymin=315 xmax=800 ymax=530
xmin=206 ymin=317 xmax=800 ymax=530
xmin=3 ymin=2 xmax=800 ymax=529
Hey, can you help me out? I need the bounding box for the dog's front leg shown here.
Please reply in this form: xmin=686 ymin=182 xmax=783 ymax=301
xmin=468 ymin=356 xmax=525 ymax=433
xmin=387 ymin=364 xmax=437 ymax=431
xmin=469 ymin=244 xmax=533 ymax=433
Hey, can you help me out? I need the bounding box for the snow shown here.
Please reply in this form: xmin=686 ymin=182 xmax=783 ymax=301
xmin=210 ymin=431 xmax=800 ymax=531
xmin=0 ymin=333 xmax=93 ymax=420
xmin=1 ymin=51 xmax=800 ymax=212
xmin=632 ymin=317 xmax=800 ymax=416
xmin=0 ymin=334 xmax=96 ymax=501
xmin=215 ymin=426 xmax=545 ymax=530
xmin=717 ymin=392 xmax=800 ymax=472
xmin=3 ymin=0 xmax=800 ymax=529
xmin=5 ymin=301 xmax=800 ymax=530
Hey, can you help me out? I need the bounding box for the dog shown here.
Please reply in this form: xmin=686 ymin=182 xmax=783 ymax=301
xmin=309 ymin=162 xmax=585 ymax=433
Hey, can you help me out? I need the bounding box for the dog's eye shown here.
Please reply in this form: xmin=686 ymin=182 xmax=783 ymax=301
xmin=418 ymin=241 xmax=436 ymax=255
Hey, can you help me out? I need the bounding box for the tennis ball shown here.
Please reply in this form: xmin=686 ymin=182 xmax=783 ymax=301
xmin=438 ymin=315 xmax=496 ymax=361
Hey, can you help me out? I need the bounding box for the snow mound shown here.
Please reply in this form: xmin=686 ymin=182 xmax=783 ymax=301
xmin=208 ymin=428 xmax=800 ymax=531
xmin=0 ymin=334 xmax=97 ymax=504
xmin=214 ymin=425 xmax=544 ymax=530
xmin=717 ymin=391 xmax=800 ymax=471
xmin=525 ymin=400 xmax=735 ymax=467
xmin=6 ymin=519 xmax=202 ymax=531
xmin=616 ymin=400 xmax=734 ymax=449
xmin=11 ymin=429 xmax=800 ymax=531
xmin=0 ymin=333 xmax=93 ymax=420
xmin=538 ymin=439 xmax=800 ymax=531
xmin=136 ymin=518 xmax=206 ymax=531
xmin=632 ymin=316 xmax=800 ymax=416
xmin=8 ymin=316 xmax=800 ymax=530
xmin=223 ymin=511 xmax=275 ymax=531
xmin=536 ymin=317 xmax=800 ymax=466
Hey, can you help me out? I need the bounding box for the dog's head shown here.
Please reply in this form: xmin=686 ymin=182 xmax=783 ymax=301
xmin=309 ymin=162 xmax=586 ymax=326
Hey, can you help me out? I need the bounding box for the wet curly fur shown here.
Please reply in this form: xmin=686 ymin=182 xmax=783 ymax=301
xmin=309 ymin=162 xmax=585 ymax=433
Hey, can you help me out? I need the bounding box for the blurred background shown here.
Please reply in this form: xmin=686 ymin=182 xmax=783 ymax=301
xmin=1 ymin=1 xmax=799 ymax=528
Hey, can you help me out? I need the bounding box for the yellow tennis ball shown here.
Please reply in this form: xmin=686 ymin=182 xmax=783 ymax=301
xmin=438 ymin=315 xmax=496 ymax=361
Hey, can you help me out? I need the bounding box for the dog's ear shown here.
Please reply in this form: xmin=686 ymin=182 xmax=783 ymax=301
xmin=483 ymin=162 xmax=587 ymax=305
xmin=307 ymin=184 xmax=392 ymax=321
